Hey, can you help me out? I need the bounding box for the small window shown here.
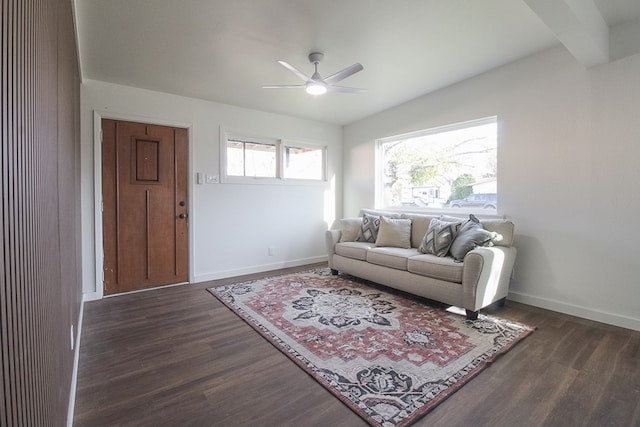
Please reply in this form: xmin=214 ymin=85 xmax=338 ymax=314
xmin=376 ymin=117 xmax=497 ymax=212
xmin=221 ymin=129 xmax=327 ymax=185
xmin=283 ymin=144 xmax=324 ymax=180
xmin=226 ymin=139 xmax=276 ymax=178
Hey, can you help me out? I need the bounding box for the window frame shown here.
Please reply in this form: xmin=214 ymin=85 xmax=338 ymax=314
xmin=375 ymin=116 xmax=498 ymax=214
xmin=220 ymin=128 xmax=328 ymax=186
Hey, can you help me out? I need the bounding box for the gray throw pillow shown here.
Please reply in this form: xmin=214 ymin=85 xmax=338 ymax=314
xmin=355 ymin=213 xmax=381 ymax=243
xmin=418 ymin=218 xmax=461 ymax=256
xmin=449 ymin=214 xmax=500 ymax=261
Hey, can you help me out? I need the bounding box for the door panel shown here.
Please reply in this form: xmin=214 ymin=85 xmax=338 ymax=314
xmin=102 ymin=119 xmax=189 ymax=295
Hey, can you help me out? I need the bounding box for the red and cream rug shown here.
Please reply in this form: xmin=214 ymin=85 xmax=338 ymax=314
xmin=209 ymin=268 xmax=534 ymax=427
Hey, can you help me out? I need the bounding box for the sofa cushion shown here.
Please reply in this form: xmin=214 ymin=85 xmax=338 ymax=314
xmin=355 ymin=213 xmax=381 ymax=243
xmin=401 ymin=213 xmax=438 ymax=248
xmin=407 ymin=254 xmax=464 ymax=283
xmin=375 ymin=216 xmax=412 ymax=248
xmin=481 ymin=219 xmax=514 ymax=247
xmin=418 ymin=217 xmax=462 ymax=256
xmin=339 ymin=217 xmax=362 ymax=242
xmin=366 ymin=247 xmax=418 ymax=270
xmin=335 ymin=241 xmax=374 ymax=261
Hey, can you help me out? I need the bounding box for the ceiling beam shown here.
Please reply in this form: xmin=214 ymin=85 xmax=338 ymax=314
xmin=523 ymin=0 xmax=609 ymax=68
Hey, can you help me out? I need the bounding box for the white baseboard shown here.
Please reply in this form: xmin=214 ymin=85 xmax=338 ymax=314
xmin=193 ymin=256 xmax=328 ymax=283
xmin=82 ymin=291 xmax=101 ymax=302
xmin=508 ymin=290 xmax=640 ymax=332
xmin=67 ymin=299 xmax=85 ymax=427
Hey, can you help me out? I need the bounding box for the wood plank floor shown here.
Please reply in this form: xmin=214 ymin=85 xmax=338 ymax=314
xmin=73 ymin=264 xmax=640 ymax=427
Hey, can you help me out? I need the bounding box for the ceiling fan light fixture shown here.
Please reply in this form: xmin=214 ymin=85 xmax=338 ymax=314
xmin=266 ymin=52 xmax=364 ymax=95
xmin=305 ymin=81 xmax=327 ymax=95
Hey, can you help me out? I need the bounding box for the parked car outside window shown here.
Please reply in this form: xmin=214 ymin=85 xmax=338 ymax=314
xmin=448 ymin=193 xmax=496 ymax=209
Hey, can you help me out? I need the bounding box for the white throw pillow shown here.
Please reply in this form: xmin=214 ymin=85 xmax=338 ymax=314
xmin=339 ymin=218 xmax=363 ymax=242
xmin=375 ymin=216 xmax=412 ymax=248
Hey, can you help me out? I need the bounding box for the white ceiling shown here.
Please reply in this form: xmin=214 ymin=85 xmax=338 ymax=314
xmin=74 ymin=0 xmax=640 ymax=125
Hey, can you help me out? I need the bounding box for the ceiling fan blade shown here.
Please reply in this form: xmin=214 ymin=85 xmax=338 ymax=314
xmin=277 ymin=60 xmax=311 ymax=82
xmin=323 ymin=63 xmax=364 ymax=85
xmin=262 ymin=85 xmax=306 ymax=89
xmin=327 ymin=85 xmax=367 ymax=93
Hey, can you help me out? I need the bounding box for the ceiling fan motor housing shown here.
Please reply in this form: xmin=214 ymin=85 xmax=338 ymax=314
xmin=308 ymin=52 xmax=324 ymax=64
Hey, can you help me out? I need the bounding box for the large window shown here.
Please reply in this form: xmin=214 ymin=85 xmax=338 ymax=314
xmin=377 ymin=117 xmax=497 ymax=212
xmin=221 ymin=130 xmax=326 ymax=184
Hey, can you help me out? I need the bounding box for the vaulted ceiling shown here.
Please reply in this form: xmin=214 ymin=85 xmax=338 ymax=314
xmin=74 ymin=0 xmax=640 ymax=125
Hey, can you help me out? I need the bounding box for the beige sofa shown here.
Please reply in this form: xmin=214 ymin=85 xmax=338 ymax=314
xmin=325 ymin=212 xmax=517 ymax=319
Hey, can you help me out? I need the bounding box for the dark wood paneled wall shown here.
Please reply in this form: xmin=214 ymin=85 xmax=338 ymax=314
xmin=1 ymin=0 xmax=81 ymax=425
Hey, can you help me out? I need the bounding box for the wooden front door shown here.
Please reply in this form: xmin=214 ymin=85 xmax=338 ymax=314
xmin=102 ymin=119 xmax=189 ymax=295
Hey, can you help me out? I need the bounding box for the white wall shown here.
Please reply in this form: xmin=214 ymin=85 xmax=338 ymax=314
xmin=81 ymin=80 xmax=342 ymax=298
xmin=343 ymin=46 xmax=640 ymax=331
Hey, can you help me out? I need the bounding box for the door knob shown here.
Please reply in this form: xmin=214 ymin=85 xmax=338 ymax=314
xmin=179 ymin=213 xmax=188 ymax=219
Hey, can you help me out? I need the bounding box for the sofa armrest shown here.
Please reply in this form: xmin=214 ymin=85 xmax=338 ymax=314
xmin=461 ymin=246 xmax=517 ymax=312
xmin=325 ymin=229 xmax=341 ymax=269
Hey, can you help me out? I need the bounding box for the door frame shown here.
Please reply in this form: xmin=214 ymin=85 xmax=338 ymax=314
xmin=92 ymin=110 xmax=194 ymax=300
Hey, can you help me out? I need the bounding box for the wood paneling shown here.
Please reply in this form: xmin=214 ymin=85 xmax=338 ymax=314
xmin=1 ymin=0 xmax=81 ymax=425
xmin=73 ymin=264 xmax=640 ymax=427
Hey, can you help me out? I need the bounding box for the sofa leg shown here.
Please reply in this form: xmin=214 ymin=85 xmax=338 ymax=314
xmin=330 ymin=269 xmax=338 ymax=275
xmin=465 ymin=309 xmax=479 ymax=321
xmin=498 ymin=297 xmax=506 ymax=307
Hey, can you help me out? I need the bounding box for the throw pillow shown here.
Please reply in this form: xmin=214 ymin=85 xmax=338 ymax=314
xmin=456 ymin=213 xmax=481 ymax=235
xmin=418 ymin=218 xmax=461 ymax=256
xmin=375 ymin=216 xmax=412 ymax=248
xmin=355 ymin=213 xmax=381 ymax=243
xmin=339 ymin=218 xmax=363 ymax=242
xmin=449 ymin=214 xmax=500 ymax=261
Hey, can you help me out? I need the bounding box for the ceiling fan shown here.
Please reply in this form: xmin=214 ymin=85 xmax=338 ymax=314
xmin=263 ymin=52 xmax=365 ymax=95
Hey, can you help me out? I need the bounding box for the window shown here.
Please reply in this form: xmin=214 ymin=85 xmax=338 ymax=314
xmin=283 ymin=144 xmax=324 ymax=180
xmin=226 ymin=138 xmax=276 ymax=178
xmin=376 ymin=117 xmax=497 ymax=212
xmin=221 ymin=129 xmax=326 ymax=184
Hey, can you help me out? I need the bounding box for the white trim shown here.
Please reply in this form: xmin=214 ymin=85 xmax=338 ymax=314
xmin=93 ymin=112 xmax=103 ymax=299
xmin=508 ymin=290 xmax=640 ymax=332
xmin=92 ymin=110 xmax=195 ymax=300
xmin=193 ymin=255 xmax=328 ymax=283
xmin=376 ymin=116 xmax=498 ymax=144
xmin=103 ymin=281 xmax=189 ymax=298
xmin=66 ymin=300 xmax=84 ymax=427
xmin=82 ymin=291 xmax=101 ymax=302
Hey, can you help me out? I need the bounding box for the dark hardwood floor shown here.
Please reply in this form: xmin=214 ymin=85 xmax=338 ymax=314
xmin=73 ymin=264 xmax=640 ymax=427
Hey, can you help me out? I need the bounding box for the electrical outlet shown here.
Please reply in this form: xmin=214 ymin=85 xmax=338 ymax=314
xmin=268 ymin=247 xmax=275 ymax=256
xmin=206 ymin=174 xmax=218 ymax=184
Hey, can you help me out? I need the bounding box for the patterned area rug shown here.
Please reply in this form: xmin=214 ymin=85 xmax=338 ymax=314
xmin=208 ymin=268 xmax=534 ymax=427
